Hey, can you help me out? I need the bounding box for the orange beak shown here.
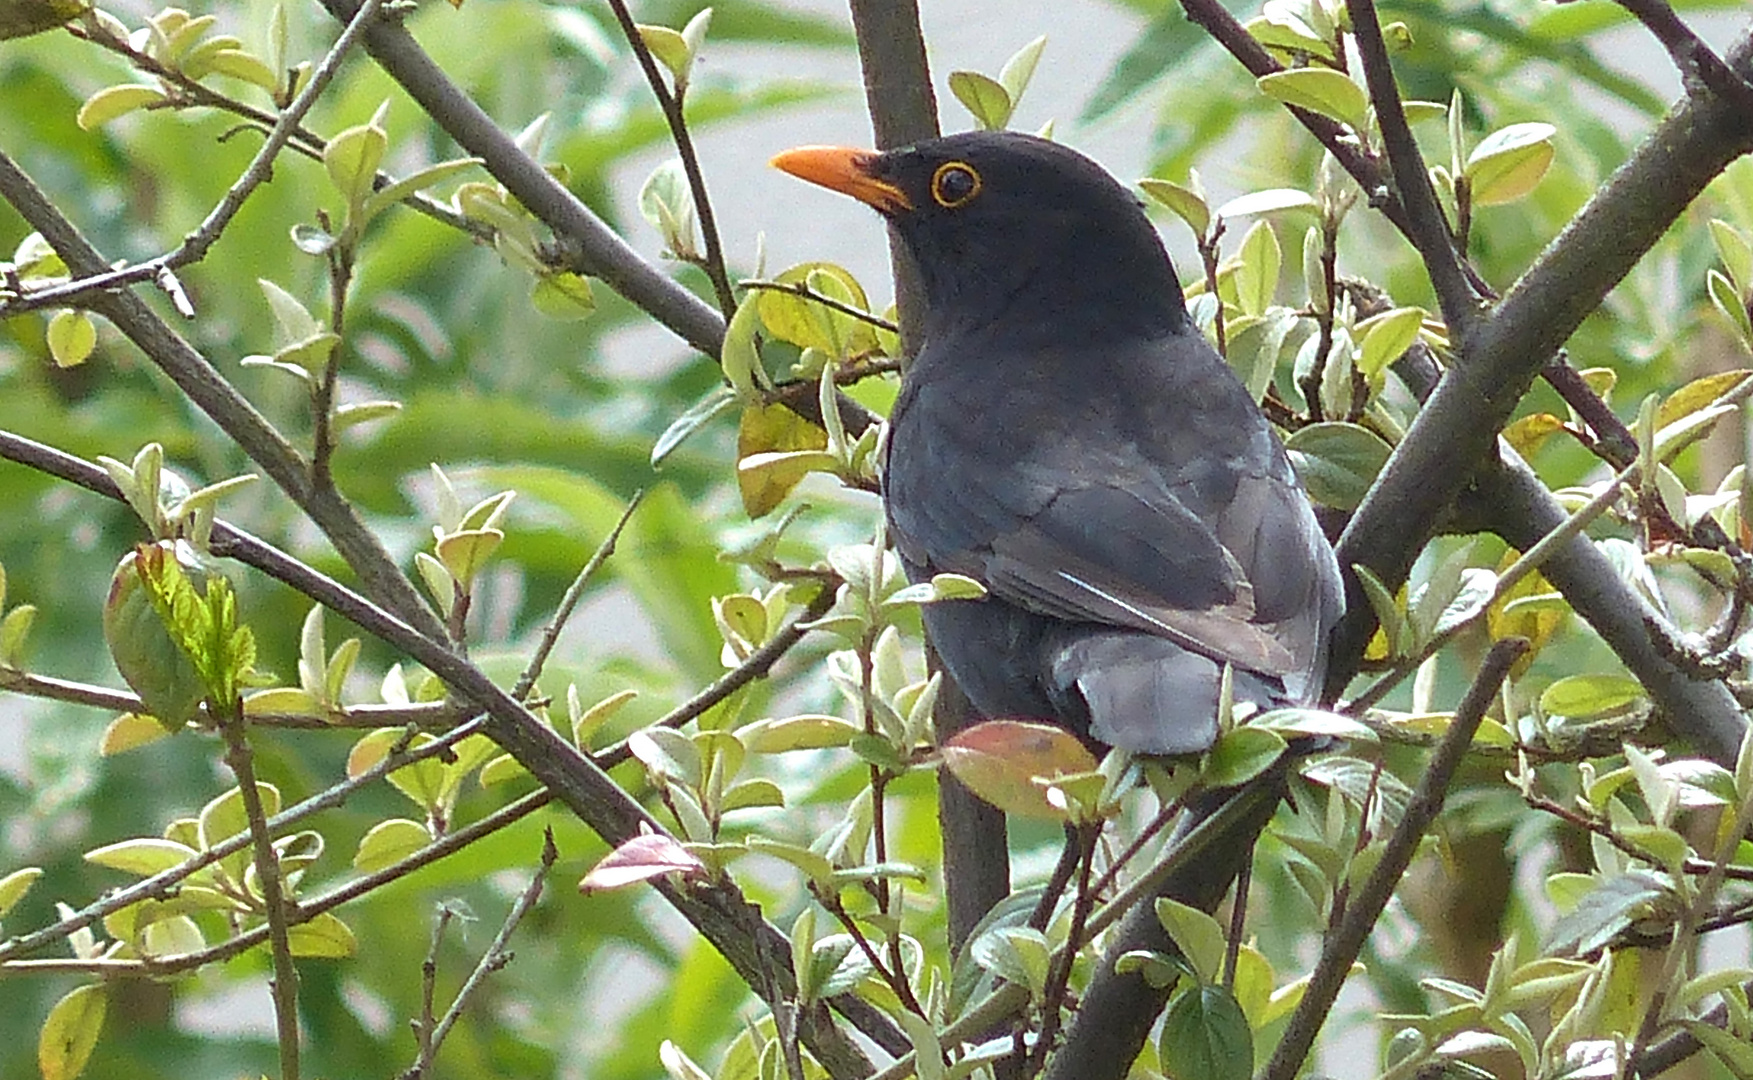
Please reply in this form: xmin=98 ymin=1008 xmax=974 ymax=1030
xmin=770 ymin=145 xmax=913 ymax=213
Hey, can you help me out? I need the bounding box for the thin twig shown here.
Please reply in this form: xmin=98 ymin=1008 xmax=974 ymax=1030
xmin=597 ymin=0 xmax=736 ymax=321
xmin=1259 ymin=637 xmax=1527 ymax=1080
xmin=403 ymin=830 xmax=558 ymax=1079
xmin=511 ymin=490 xmax=645 ymax=701
xmin=1345 ymin=0 xmax=1477 ymax=334
xmin=217 ymin=706 xmax=302 ymax=1080
xmin=409 ymin=904 xmax=455 ymax=1070
xmin=1027 ymin=823 xmax=1098 ymax=1073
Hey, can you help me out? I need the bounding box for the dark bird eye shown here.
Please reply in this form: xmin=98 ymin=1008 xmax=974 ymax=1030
xmin=931 ymin=162 xmax=982 ymax=209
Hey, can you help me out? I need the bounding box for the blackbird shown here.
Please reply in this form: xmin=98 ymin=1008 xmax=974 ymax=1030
xmin=773 ymin=132 xmax=1343 ymax=755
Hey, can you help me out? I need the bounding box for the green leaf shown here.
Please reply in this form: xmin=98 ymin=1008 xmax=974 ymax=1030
xmin=1707 ymin=269 xmax=1753 ymax=349
xmin=352 ymin=818 xmax=430 ymax=872
xmin=1158 ymin=983 xmax=1253 ymax=1080
xmin=38 ymin=983 xmax=105 ymax=1080
xmin=84 ymin=837 xmax=199 ymax=877
xmin=1354 ymin=307 xmax=1425 ymax=379
xmin=740 ymin=713 xmax=862 ymax=752
xmin=637 ymin=24 xmax=692 ymax=86
xmin=1155 ymin=898 xmax=1226 ymax=984
xmin=1233 ymin=220 xmax=1280 ymax=317
xmin=1709 ymin=218 xmax=1753 ymax=297
xmin=638 ymin=159 xmax=698 ymax=258
xmin=1539 ymin=674 xmax=1644 ymax=720
xmin=0 ymin=601 xmax=35 ymax=666
xmin=998 ymin=35 xmax=1047 ymax=105
xmin=1251 ymin=707 xmax=1377 ymax=743
xmin=1202 ymin=726 xmax=1287 ymax=788
xmin=1215 ymin=187 xmax=1317 ymax=219
xmin=652 ymin=386 xmax=737 ymax=468
xmin=287 ymin=911 xmax=356 ymax=957
xmin=1464 ymin=122 xmax=1557 ymax=206
xmin=199 ymin=47 xmax=277 ymax=91
xmin=1140 ymin=176 xmax=1211 ymax=237
xmin=76 ymin=84 xmax=165 ymax=129
xmin=332 ymin=400 xmax=403 ymax=434
xmin=530 ymin=271 xmax=596 ymax=320
xmin=0 ymin=865 xmax=42 ymax=918
xmin=949 ymin=70 xmax=1013 ymax=130
xmin=1284 ymin=422 xmax=1393 ymax=511
xmin=360 ymin=156 xmax=480 ymax=222
xmin=1256 ymin=68 xmax=1368 ymax=130
xmin=324 ymin=117 xmax=389 ymax=213
xmin=970 ymin=925 xmax=1051 ymax=999
xmin=46 ymin=310 xmax=96 ymax=368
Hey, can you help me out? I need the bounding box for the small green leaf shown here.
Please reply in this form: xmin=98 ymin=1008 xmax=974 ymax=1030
xmin=1708 ymin=218 xmax=1753 ymax=296
xmin=530 ymin=271 xmax=595 ymax=320
xmin=1202 ymin=726 xmax=1287 ymax=788
xmin=949 ymin=70 xmax=1013 ymax=130
xmin=287 ymin=911 xmax=356 ymax=957
xmin=1158 ymin=983 xmax=1253 ymax=1080
xmin=998 ymin=35 xmax=1047 ymax=105
xmin=435 ymin=528 xmax=504 ymax=586
xmin=360 ymin=157 xmax=480 ymax=221
xmin=46 ymin=310 xmax=96 ymax=367
xmin=1155 ymin=897 xmax=1226 ymax=984
xmin=0 ymin=601 xmax=36 ymax=666
xmin=1464 ymin=122 xmax=1556 ymax=206
xmin=324 ymin=117 xmax=389 ymax=212
xmin=332 ymin=400 xmax=403 ymax=434
xmin=1256 ymin=68 xmax=1368 ymax=130
xmin=1233 ymin=220 xmax=1281 ymax=317
xmin=1707 ymin=269 xmax=1753 ymax=349
xmin=352 ymin=818 xmax=431 ymax=871
xmin=1354 ymin=307 xmax=1425 ymax=379
xmin=1284 ymin=422 xmax=1393 ymax=511
xmin=652 ymin=386 xmax=736 ymax=468
xmin=0 ymin=866 xmax=42 ymax=918
xmin=637 ymin=24 xmax=692 ymax=86
xmin=638 ymin=159 xmax=698 ymax=259
xmin=204 ymin=48 xmax=278 ymax=92
xmin=1215 ymin=188 xmax=1317 ymax=219
xmin=85 ymin=837 xmax=199 ymax=877
xmin=740 ymin=714 xmax=862 ymax=752
xmin=76 ymin=84 xmax=165 ymax=129
xmin=1539 ymin=674 xmax=1644 ymax=720
xmin=38 ymin=983 xmax=105 ymax=1080
xmin=1139 ymin=177 xmax=1211 ymax=237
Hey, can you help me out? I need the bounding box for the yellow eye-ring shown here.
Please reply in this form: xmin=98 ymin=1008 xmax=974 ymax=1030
xmin=931 ymin=161 xmax=982 ymax=209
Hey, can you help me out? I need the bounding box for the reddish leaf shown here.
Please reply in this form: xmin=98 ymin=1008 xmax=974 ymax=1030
xmin=578 ymin=831 xmax=706 ymax=894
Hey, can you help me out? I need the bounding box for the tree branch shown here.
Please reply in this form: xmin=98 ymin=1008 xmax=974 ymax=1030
xmin=1329 ymin=25 xmax=1753 ymax=685
xmin=1345 ymin=0 xmax=1478 ymax=333
xmin=1260 ymin=638 xmax=1526 ymax=1080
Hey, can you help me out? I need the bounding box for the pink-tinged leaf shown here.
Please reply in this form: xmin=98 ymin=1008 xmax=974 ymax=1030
xmin=941 ymin=720 xmax=1099 ymax=820
xmin=578 ymin=831 xmax=706 ymax=894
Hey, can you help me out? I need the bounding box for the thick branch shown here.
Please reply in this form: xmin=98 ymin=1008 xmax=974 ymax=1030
xmin=1329 ymin=26 xmax=1753 ymax=684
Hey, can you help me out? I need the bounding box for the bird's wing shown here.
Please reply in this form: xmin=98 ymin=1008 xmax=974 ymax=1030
xmin=980 ymin=468 xmax=1303 ymax=676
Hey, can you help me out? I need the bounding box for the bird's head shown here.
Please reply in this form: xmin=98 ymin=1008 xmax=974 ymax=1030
xmin=772 ymin=131 xmax=1190 ymax=344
